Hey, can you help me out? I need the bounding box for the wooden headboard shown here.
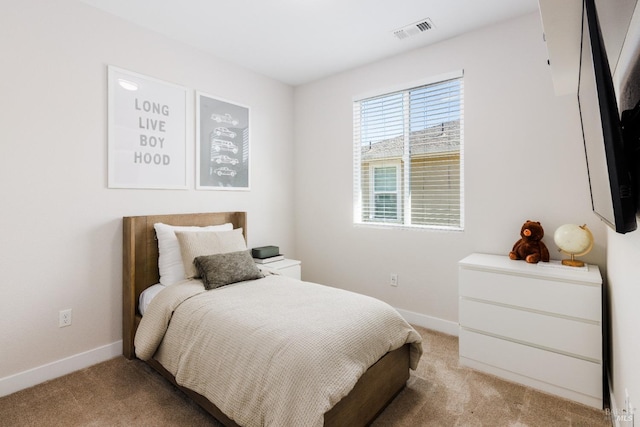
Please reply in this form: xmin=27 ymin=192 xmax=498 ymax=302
xmin=122 ymin=212 xmax=247 ymax=359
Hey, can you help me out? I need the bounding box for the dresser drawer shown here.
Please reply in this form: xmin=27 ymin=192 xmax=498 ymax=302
xmin=459 ymin=298 xmax=601 ymax=361
xmin=459 ymin=268 xmax=601 ymax=321
xmin=459 ymin=329 xmax=602 ymax=399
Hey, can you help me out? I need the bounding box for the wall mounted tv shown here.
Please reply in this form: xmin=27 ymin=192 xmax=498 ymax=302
xmin=578 ymin=0 xmax=638 ymax=233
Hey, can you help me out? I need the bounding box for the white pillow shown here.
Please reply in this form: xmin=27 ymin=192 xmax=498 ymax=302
xmin=175 ymin=228 xmax=247 ymax=279
xmin=154 ymin=222 xmax=233 ymax=285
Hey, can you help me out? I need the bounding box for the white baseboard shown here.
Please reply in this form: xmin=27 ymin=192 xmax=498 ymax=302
xmin=609 ymin=381 xmax=635 ymax=427
xmin=610 ymin=390 xmax=621 ymax=427
xmin=0 ymin=340 xmax=123 ymax=398
xmin=396 ymin=307 xmax=459 ymax=336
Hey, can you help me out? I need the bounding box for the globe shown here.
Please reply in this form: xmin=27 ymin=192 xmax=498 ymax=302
xmin=553 ymin=224 xmax=594 ymax=267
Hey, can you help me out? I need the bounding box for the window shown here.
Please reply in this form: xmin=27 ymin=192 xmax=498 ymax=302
xmin=353 ymin=72 xmax=464 ymax=229
xmin=371 ymin=162 xmax=401 ymax=221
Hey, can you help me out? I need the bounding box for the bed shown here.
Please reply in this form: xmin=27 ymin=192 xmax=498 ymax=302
xmin=123 ymin=212 xmax=422 ymax=427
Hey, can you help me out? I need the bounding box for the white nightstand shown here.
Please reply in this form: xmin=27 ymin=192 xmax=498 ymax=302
xmin=257 ymin=259 xmax=301 ymax=280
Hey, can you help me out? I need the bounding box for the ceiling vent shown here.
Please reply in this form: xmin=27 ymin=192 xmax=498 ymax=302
xmin=393 ymin=18 xmax=435 ymax=40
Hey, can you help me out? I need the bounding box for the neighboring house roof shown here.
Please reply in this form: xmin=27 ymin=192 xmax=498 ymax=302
xmin=361 ymin=120 xmax=461 ymax=161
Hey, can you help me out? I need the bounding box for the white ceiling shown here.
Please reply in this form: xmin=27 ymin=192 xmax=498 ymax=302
xmin=80 ymin=0 xmax=540 ymax=86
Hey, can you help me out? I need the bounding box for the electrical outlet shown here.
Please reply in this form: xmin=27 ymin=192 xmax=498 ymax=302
xmin=59 ymin=309 xmax=72 ymax=328
xmin=390 ymin=273 xmax=398 ymax=287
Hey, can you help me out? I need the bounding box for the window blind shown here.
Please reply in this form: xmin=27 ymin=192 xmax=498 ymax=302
xmin=353 ymin=74 xmax=464 ymax=229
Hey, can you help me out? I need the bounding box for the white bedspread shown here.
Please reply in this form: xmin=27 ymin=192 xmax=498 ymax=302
xmin=135 ymin=275 xmax=422 ymax=427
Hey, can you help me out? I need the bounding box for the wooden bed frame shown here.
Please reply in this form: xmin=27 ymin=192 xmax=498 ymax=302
xmin=122 ymin=212 xmax=410 ymax=426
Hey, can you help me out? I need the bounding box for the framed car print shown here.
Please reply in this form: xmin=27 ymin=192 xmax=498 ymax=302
xmin=196 ymin=92 xmax=250 ymax=190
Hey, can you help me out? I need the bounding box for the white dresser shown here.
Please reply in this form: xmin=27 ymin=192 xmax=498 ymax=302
xmin=458 ymin=253 xmax=603 ymax=408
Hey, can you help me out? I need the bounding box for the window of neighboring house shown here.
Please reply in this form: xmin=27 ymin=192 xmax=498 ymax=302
xmin=371 ymin=162 xmax=401 ymax=221
xmin=353 ymin=71 xmax=464 ymax=230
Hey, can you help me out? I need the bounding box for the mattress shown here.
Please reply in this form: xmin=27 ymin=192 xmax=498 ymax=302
xmin=138 ymin=283 xmax=165 ymax=315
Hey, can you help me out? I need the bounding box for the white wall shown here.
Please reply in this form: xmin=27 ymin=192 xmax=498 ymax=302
xmin=0 ymin=0 xmax=295 ymax=392
xmin=607 ymin=2 xmax=640 ymax=419
xmin=293 ymin=12 xmax=608 ymax=332
xmin=607 ymin=231 xmax=640 ymax=418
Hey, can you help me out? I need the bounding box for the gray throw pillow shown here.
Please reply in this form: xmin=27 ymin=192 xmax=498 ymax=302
xmin=194 ymin=250 xmax=264 ymax=290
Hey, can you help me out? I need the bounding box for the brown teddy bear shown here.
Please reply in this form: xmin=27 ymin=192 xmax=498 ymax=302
xmin=509 ymin=220 xmax=550 ymax=264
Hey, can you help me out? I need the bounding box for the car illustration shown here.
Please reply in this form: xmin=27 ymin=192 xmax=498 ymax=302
xmin=214 ymin=127 xmax=237 ymax=138
xmin=213 ymin=167 xmax=237 ymax=177
xmin=210 ymin=137 xmax=238 ymax=154
xmin=211 ymin=154 xmax=239 ymax=165
xmin=211 ymin=113 xmax=239 ymax=126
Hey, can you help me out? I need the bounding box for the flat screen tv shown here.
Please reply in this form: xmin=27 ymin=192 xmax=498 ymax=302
xmin=578 ymin=0 xmax=637 ymax=233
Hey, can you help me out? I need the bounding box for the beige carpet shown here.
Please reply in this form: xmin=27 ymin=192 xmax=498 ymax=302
xmin=0 ymin=326 xmax=611 ymax=426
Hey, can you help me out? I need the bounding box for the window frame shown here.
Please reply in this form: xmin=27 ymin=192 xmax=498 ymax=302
xmin=353 ymin=70 xmax=464 ymax=231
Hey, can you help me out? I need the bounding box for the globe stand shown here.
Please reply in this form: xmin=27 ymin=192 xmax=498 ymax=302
xmin=561 ymin=254 xmax=585 ymax=267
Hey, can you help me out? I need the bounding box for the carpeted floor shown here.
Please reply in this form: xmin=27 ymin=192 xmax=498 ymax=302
xmin=0 ymin=326 xmax=611 ymax=426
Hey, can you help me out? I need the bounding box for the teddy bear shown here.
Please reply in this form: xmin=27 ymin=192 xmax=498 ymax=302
xmin=509 ymin=220 xmax=550 ymax=264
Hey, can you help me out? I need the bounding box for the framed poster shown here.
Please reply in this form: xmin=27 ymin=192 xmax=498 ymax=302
xmin=196 ymin=92 xmax=250 ymax=190
xmin=108 ymin=66 xmax=187 ymax=189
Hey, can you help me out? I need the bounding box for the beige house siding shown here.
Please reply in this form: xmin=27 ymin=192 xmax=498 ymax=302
xmin=409 ymin=153 xmax=460 ymax=226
